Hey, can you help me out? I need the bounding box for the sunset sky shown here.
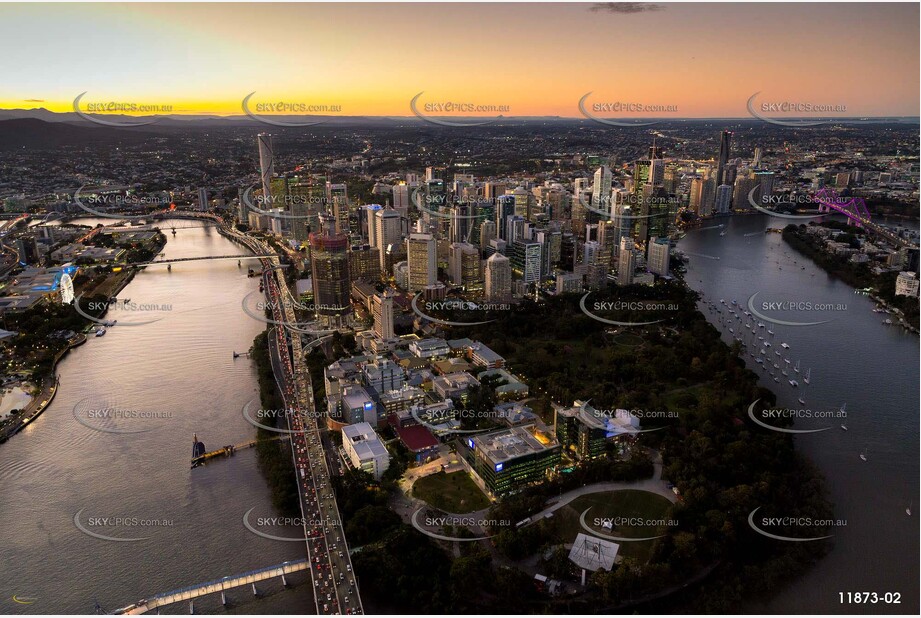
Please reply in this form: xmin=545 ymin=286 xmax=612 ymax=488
xmin=0 ymin=2 xmax=918 ymax=118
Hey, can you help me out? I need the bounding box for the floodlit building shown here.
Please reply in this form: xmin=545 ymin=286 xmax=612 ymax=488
xmin=342 ymin=422 xmax=390 ymax=480
xmin=462 ymin=423 xmax=561 ymax=497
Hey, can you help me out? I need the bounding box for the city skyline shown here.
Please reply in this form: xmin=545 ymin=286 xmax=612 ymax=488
xmin=0 ymin=2 xmax=918 ymax=118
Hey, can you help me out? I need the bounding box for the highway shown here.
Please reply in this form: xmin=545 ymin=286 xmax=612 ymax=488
xmin=224 ymin=226 xmax=363 ymax=615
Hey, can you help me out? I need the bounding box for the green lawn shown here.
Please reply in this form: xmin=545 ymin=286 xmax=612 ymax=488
xmin=412 ymin=471 xmax=491 ymax=514
xmin=557 ymin=489 xmax=674 ymax=563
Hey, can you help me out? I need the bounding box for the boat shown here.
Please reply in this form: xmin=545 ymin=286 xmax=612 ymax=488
xmin=789 ymin=379 xmax=798 ymax=387
xmin=772 ymin=376 xmax=779 ymax=383
xmin=859 ymin=447 xmax=868 ymax=462
xmin=781 ymin=369 xmax=788 ymax=376
xmin=883 ymin=319 xmax=893 ymax=325
xmin=840 ymin=403 xmax=847 ymax=414
xmin=803 ymin=368 xmax=811 ymax=384
xmin=794 ymin=360 xmax=800 ymax=373
xmin=773 ymin=363 xmax=779 ymax=369
xmin=841 ymin=424 xmax=848 ymax=431
xmin=759 ymin=348 xmax=766 ymax=355
xmin=729 ymin=328 xmax=734 ymax=333
xmin=784 ymin=359 xmax=791 ymax=365
xmin=95 ymin=328 xmax=106 ymax=337
xmin=767 ymin=329 xmax=774 ymax=335
xmin=781 ymin=343 xmax=790 ymax=349
xmin=720 ymin=231 xmax=726 ymax=236
xmin=908 ymin=502 xmax=912 ymax=517
xmin=755 ymin=358 xmax=763 ymax=364
xmin=775 ymin=350 xmax=782 ymax=357
xmin=798 ymin=392 xmax=806 ymax=405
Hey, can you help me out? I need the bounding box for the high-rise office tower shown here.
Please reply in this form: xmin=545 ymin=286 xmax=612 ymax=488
xmin=484 ymin=253 xmax=512 ymax=302
xmin=754 ymin=170 xmax=775 ymax=200
xmin=349 ymin=244 xmax=381 ymax=282
xmin=689 ymin=177 xmax=704 ymax=215
xmin=309 ymin=222 xmax=351 ymax=328
xmin=479 ymin=219 xmax=497 ymax=253
xmin=715 ymin=184 xmax=732 ymax=215
xmin=449 ymin=242 xmax=483 ymax=294
xmin=509 ymin=240 xmax=542 ymax=284
xmin=257 ymin=133 xmax=274 ymax=206
xmin=374 ymin=207 xmax=403 ymax=274
xmin=495 ymin=194 xmax=515 ymax=241
xmin=392 ymin=183 xmax=410 ymax=220
xmin=591 ymin=166 xmax=612 ymax=214
xmin=372 ymin=292 xmax=394 ymax=340
xmin=716 ymin=130 xmax=732 ymax=186
xmin=326 ymin=183 xmax=349 ymax=235
xmin=647 ymin=237 xmax=670 ymax=276
xmin=197 ymin=188 xmax=208 ymax=211
xmin=505 ymin=215 xmax=527 ymax=246
xmin=365 ymin=204 xmax=383 ymax=247
xmin=510 ymin=187 xmax=531 ymax=219
xmin=752 ymin=147 xmax=763 ymax=168
xmin=406 ymin=233 xmax=436 ymax=292
xmin=618 ymin=237 xmax=635 ymax=285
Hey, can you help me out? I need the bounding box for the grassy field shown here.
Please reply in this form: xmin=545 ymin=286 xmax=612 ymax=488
xmin=557 ymin=489 xmax=674 ymax=563
xmin=412 ymin=471 xmax=491 ymax=514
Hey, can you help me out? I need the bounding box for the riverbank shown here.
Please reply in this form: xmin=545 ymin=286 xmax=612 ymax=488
xmin=0 ymin=332 xmax=86 ymax=443
xmin=782 ymin=223 xmax=918 ymax=331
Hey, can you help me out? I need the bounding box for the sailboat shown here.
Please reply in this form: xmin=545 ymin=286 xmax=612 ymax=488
xmin=859 ymin=447 xmax=868 ymax=462
xmin=803 ymin=368 xmax=811 ymax=385
xmin=794 ymin=360 xmax=801 ymax=373
xmin=839 ymin=403 xmax=847 ymax=430
xmin=907 ymin=502 xmax=912 ymax=517
xmin=798 ymin=390 xmax=806 ymax=405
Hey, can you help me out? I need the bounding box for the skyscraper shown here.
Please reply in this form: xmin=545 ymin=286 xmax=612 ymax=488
xmin=257 ymin=133 xmax=274 ymax=206
xmin=372 ymin=292 xmax=394 ymax=340
xmin=484 ymin=253 xmax=512 ymax=303
xmin=591 ymin=166 xmax=612 ymax=214
xmin=374 ymin=207 xmax=403 ymax=274
xmin=716 ymin=130 xmax=732 ymax=186
xmin=406 ymin=233 xmax=436 ymax=292
xmin=449 ymin=242 xmax=483 ymax=294
xmin=618 ymin=237 xmax=635 ymax=285
xmin=309 ymin=222 xmax=351 ymax=328
xmin=647 ymin=237 xmax=670 ymax=276
xmin=715 ymin=184 xmax=732 ymax=215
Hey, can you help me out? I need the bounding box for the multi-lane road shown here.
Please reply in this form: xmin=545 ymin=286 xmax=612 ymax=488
xmin=227 ymin=226 xmax=363 ymax=615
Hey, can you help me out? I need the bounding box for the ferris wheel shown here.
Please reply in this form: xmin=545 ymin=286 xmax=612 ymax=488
xmin=59 ymin=272 xmax=75 ymax=304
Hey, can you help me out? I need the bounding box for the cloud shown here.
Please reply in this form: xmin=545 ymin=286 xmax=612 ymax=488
xmin=24 ymin=98 xmax=45 ymax=103
xmin=589 ymin=2 xmax=665 ymax=13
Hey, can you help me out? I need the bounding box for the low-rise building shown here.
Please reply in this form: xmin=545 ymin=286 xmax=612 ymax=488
xmin=342 ymin=422 xmax=390 ymax=480
xmin=462 ymin=422 xmax=560 ymax=497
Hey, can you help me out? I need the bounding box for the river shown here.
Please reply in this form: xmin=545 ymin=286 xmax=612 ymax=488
xmin=0 ymin=220 xmax=313 ymax=614
xmin=678 ymin=214 xmax=919 ymax=614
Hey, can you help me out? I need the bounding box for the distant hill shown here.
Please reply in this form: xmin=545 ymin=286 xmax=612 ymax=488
xmin=0 ymin=118 xmax=157 ymax=151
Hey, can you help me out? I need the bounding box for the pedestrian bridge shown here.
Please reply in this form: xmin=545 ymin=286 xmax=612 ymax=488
xmin=110 ymin=559 xmax=308 ymax=614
